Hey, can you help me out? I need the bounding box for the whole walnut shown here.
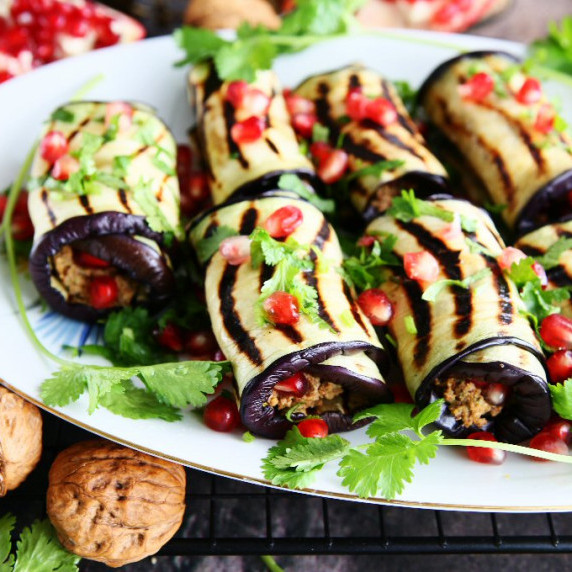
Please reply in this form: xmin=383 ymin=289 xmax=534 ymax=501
xmin=0 ymin=385 xmax=42 ymax=496
xmin=47 ymin=439 xmax=186 ymax=568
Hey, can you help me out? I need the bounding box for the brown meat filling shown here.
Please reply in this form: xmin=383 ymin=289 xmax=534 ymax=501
xmin=436 ymin=378 xmax=502 ymax=429
xmin=268 ymin=374 xmax=345 ymax=416
xmin=51 ymin=245 xmax=144 ymax=307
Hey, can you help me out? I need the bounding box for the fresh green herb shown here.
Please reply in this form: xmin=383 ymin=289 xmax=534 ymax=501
xmin=422 ymin=268 xmax=492 ymax=302
xmin=0 ymin=516 xmax=80 ymax=572
xmin=393 ymin=80 xmax=417 ymax=114
xmin=341 ymin=234 xmax=399 ymax=290
xmin=50 ymin=108 xmax=75 ymax=123
xmin=388 ymin=189 xmax=454 ymax=224
xmin=196 ymin=225 xmax=239 ymax=264
xmin=339 ymin=309 xmax=356 ymax=327
xmin=243 ymin=431 xmax=256 ymax=443
xmin=483 ymin=201 xmax=507 ymax=215
xmin=343 ymin=159 xmax=405 ymax=183
xmin=133 ymin=179 xmax=182 ymax=238
xmin=277 ymin=173 xmax=335 ymax=213
xmin=466 ymin=238 xmax=497 ymax=258
xmin=535 ymin=237 xmax=572 ymax=270
xmin=312 ymin=122 xmax=330 ymax=143
xmin=41 ymin=360 xmax=229 ymax=416
xmin=404 ymin=315 xmax=417 ymax=335
xmin=529 ymin=17 xmax=572 ymax=77
xmin=385 ymin=333 xmax=397 ymax=348
xmin=549 ymin=378 xmax=572 ymax=420
xmin=174 ymin=0 xmax=366 ymax=82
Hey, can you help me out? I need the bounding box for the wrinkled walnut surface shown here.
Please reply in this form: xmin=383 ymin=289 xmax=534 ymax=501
xmin=0 ymin=385 xmax=42 ymax=496
xmin=47 ymin=439 xmax=186 ymax=568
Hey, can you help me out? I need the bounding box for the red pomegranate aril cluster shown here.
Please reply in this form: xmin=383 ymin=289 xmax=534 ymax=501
xmin=357 ymin=288 xmax=394 ymax=327
xmin=345 ymin=87 xmax=397 ymax=127
xmin=274 ymin=372 xmax=308 ymax=397
xmin=458 ymin=72 xmax=494 ymax=102
xmin=297 ymin=418 xmax=329 ymax=438
xmin=40 ymin=131 xmax=69 ymax=163
xmin=264 ymin=205 xmax=303 ymax=238
xmin=547 ymin=350 xmax=572 ymax=384
xmin=156 ymin=322 xmax=220 ymax=359
xmin=204 ymin=395 xmax=240 ymax=432
xmin=226 ymin=80 xmax=270 ymax=145
xmin=89 ymin=275 xmax=118 ymax=309
xmin=466 ymin=431 xmax=506 ymax=465
xmin=263 ymin=291 xmax=300 ymax=326
xmin=156 ymin=322 xmax=184 ymax=353
xmin=51 ymin=155 xmax=79 ymax=181
xmin=230 ymin=116 xmax=266 ymax=145
xmin=284 ymin=92 xmax=317 ymax=138
xmin=540 ymin=314 xmax=572 ymax=351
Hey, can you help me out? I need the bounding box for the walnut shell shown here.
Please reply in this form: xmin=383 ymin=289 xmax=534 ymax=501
xmin=47 ymin=439 xmax=186 ymax=568
xmin=0 ymin=385 xmax=42 ymax=495
xmin=184 ymin=0 xmax=281 ymax=30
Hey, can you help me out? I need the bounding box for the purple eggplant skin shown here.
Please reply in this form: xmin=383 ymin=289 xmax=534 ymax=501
xmin=515 ymin=169 xmax=572 ymax=237
xmin=362 ymin=171 xmax=450 ymax=222
xmin=415 ymin=337 xmax=551 ymax=444
xmin=29 ymin=211 xmax=175 ymax=323
xmin=240 ymin=341 xmax=392 ymax=439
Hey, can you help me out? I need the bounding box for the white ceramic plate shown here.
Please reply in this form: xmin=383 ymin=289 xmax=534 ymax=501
xmin=2 ymin=31 xmax=572 ymax=512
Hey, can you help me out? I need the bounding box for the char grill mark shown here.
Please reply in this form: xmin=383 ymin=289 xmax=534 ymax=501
xmin=239 ymin=207 xmax=258 ymax=235
xmin=381 ymin=79 xmax=416 ymax=136
xmin=494 ymin=267 xmax=513 ymax=325
xmin=548 ymin=265 xmax=571 ymax=287
xmin=118 ymin=189 xmax=132 ymax=213
xmin=265 ymin=137 xmax=279 ymax=155
xmin=398 ymin=220 xmax=473 ymax=340
xmin=79 ymin=195 xmax=93 ymax=215
xmin=41 ymin=188 xmax=57 ymax=227
xmin=313 ymin=218 xmax=331 ymax=250
xmin=223 ymin=100 xmax=248 ymax=169
xmin=361 ymin=119 xmax=426 ymax=162
xmin=403 ymin=277 xmax=431 ymax=367
xmin=220 ymin=263 xmax=261 ymax=364
xmin=342 ymin=280 xmax=369 ymax=334
xmin=66 ymin=115 xmax=92 ymax=145
xmin=274 ymin=324 xmax=303 ymax=343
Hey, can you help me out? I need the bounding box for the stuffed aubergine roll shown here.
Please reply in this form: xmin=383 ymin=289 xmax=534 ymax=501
xmin=365 ymin=197 xmax=550 ymax=443
xmin=188 ymin=63 xmax=316 ymax=206
xmin=190 ymin=191 xmax=391 ymax=438
xmin=28 ymin=101 xmax=180 ymax=322
xmin=293 ymin=65 xmax=448 ymax=220
xmin=419 ymin=51 xmax=572 ymax=236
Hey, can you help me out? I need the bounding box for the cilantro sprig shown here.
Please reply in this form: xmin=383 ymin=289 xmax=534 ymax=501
xmin=277 ymin=173 xmax=335 ymax=213
xmin=263 ymin=400 xmax=572 ymax=500
xmin=422 ymin=268 xmax=492 ymax=302
xmin=535 ymin=236 xmax=572 ymax=270
xmin=174 ymin=0 xmax=366 ymax=82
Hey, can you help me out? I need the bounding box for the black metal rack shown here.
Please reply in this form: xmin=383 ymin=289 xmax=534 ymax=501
xmin=3 ymin=410 xmax=572 ymax=572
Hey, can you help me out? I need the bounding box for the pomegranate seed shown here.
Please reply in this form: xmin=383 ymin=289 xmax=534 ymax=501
xmin=74 ymin=251 xmax=110 ymax=268
xmin=156 ymin=322 xmax=184 ymax=352
xmin=357 ymin=288 xmax=394 ymax=326
xmin=291 ymin=112 xmax=317 ymax=138
xmin=364 ymin=97 xmax=397 ymax=127
xmin=264 ymin=205 xmax=303 ymax=238
xmin=346 ymin=88 xmax=368 ymax=121
xmin=213 ymin=349 xmax=227 ymax=362
xmin=219 ymin=235 xmax=251 ymax=265
xmin=40 ymin=131 xmax=69 ymax=163
xmin=105 ymin=101 xmax=133 ymax=132
xmin=204 ymin=395 xmax=240 ymax=432
xmin=540 ymin=314 xmax=572 ymax=350
xmin=483 ymin=382 xmax=509 ymax=406
xmin=534 ymin=103 xmax=556 ymax=134
xmin=547 ymin=350 xmax=572 ymax=384
xmin=285 ymin=93 xmax=315 ymax=115
xmin=497 ymin=246 xmax=527 ymax=271
xmin=403 ymin=250 xmax=440 ymax=283
xmin=93 ymin=15 xmax=120 ymax=48
xmin=389 ymin=383 xmax=414 ymax=404
xmin=274 ymin=373 xmax=308 ymax=397
xmin=230 ymin=116 xmax=266 ymax=144
xmin=263 ymin=291 xmax=300 ymax=326
xmin=225 ymin=80 xmax=249 ymax=108
xmin=186 ymin=330 xmax=217 ymax=356
xmin=436 ymin=219 xmax=463 ymax=242
xmin=466 ymin=432 xmax=506 ymax=465
xmin=317 ymin=149 xmax=349 ymax=184
xmin=516 ymin=77 xmax=542 ymax=105
xmin=89 ymin=276 xmax=118 ymax=309
xmin=532 ymin=261 xmax=548 ymax=288
xmin=11 ymin=212 xmax=34 ymax=241
xmin=458 ymin=72 xmax=495 ymax=102
xmin=309 ymin=141 xmax=332 ymax=163
xmin=237 ymin=88 xmax=271 ymax=119
xmin=51 ymin=154 xmax=79 ymax=181
xmin=529 ymin=432 xmax=568 ymax=461
xmin=188 ymin=172 xmax=210 ymax=202
xmin=0 ymin=196 xmax=7 ymax=221
xmin=357 ymin=235 xmax=376 ymax=248
xmin=297 ymin=418 xmax=329 ymax=438
xmin=545 ymin=418 xmax=572 ymax=444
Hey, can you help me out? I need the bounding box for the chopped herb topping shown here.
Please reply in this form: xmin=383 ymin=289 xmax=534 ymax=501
xmin=196 ymin=225 xmax=239 ymax=264
xmin=404 ymin=315 xmax=417 ymax=335
xmin=535 ymin=236 xmax=572 ymax=269
xmin=422 ymin=268 xmax=492 ymax=302
xmin=277 ymin=173 xmax=335 ymax=213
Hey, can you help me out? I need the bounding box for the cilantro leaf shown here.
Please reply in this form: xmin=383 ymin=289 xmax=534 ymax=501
xmin=133 ymin=179 xmax=181 ymax=238
xmin=277 ymin=173 xmax=335 ymax=213
xmin=404 ymin=315 xmax=418 ymax=335
xmin=535 ymin=237 xmax=572 ymax=270
xmin=354 ymin=402 xmax=416 ymax=437
xmin=344 ymin=159 xmax=405 ymax=183
xmin=41 ymin=366 xmax=91 ymax=408
xmin=549 ymin=379 xmax=572 ymax=420
xmin=393 ymin=80 xmax=417 ymax=114
xmin=14 ymin=519 xmax=79 ymax=572
xmin=387 ymin=189 xmax=454 ymax=224
xmin=0 ymin=514 xmax=15 ymax=572
xmin=50 ymin=108 xmax=75 ymax=123
xmin=173 ymin=27 xmax=228 ymax=67
xmin=421 ymin=268 xmax=492 ymax=302
xmin=529 ymin=17 xmax=572 ymax=76
xmin=196 ymin=226 xmax=239 ymax=264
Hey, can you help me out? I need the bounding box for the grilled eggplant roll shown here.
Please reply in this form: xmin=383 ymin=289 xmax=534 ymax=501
xmin=293 ymin=65 xmax=448 ymax=220
xmin=188 ymin=63 xmax=315 ymax=206
xmin=28 ymin=101 xmax=180 ymax=322
xmin=366 ymin=197 xmax=550 ymax=443
xmin=190 ymin=192 xmax=391 ymax=438
xmin=516 ymin=220 xmax=572 ymax=319
xmin=419 ymin=51 xmax=572 ymax=236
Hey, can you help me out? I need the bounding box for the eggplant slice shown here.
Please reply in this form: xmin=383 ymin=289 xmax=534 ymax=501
xmin=418 ymin=51 xmax=572 ymax=237
xmin=28 ymin=101 xmax=179 ymax=322
xmin=188 ymin=62 xmax=316 ymax=206
xmin=516 ymin=218 xmax=572 ymax=319
xmin=190 ymin=192 xmax=391 ymax=438
xmin=293 ymin=65 xmax=448 ymax=219
xmin=366 ymin=198 xmax=550 ymax=443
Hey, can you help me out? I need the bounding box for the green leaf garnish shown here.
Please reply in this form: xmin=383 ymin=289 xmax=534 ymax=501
xmin=344 ymin=159 xmax=405 ymax=183
xmin=421 ymin=268 xmax=492 ymax=302
xmin=387 ymin=189 xmax=454 ymax=224
xmin=133 ymin=178 xmax=182 ymax=238
xmin=549 ymin=378 xmax=572 ymax=420
xmin=50 ymin=108 xmax=75 ymax=123
xmin=0 ymin=514 xmax=16 ymax=571
xmin=535 ymin=237 xmax=572 ymax=270
xmin=404 ymin=315 xmax=417 ymax=335
xmin=277 ymin=173 xmax=335 ymax=213
xmin=196 ymin=225 xmax=239 ymax=264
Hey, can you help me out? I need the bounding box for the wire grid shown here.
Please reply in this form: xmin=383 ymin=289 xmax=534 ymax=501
xmin=4 ymin=411 xmax=572 ymax=562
